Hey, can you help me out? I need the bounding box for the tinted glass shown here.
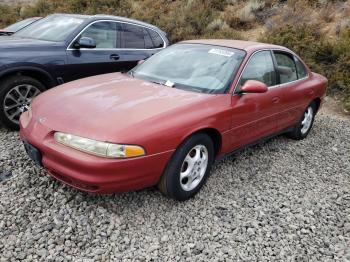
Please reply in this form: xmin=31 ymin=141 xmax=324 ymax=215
xmin=295 ymin=57 xmax=308 ymax=79
xmin=15 ymin=15 xmax=85 ymax=42
xmin=144 ymin=29 xmax=154 ymax=49
xmin=239 ymin=51 xmax=276 ymax=88
xmin=121 ymin=24 xmax=145 ymax=49
xmin=5 ymin=17 xmax=39 ymax=32
xmin=147 ymin=29 xmax=164 ymax=48
xmin=274 ymin=52 xmax=298 ymax=84
xmin=80 ymin=21 xmax=117 ymax=49
xmin=131 ymin=44 xmax=246 ymax=93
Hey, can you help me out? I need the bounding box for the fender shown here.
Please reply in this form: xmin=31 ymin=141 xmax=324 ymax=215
xmin=0 ymin=65 xmax=57 ymax=87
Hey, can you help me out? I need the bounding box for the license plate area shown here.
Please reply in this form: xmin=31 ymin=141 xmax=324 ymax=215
xmin=23 ymin=141 xmax=42 ymax=166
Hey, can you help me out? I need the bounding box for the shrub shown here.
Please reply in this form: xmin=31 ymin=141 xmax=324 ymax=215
xmin=260 ymin=24 xmax=322 ymax=63
xmin=0 ymin=4 xmax=21 ymax=27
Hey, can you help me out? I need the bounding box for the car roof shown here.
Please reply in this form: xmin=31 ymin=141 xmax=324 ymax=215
xmin=180 ymin=39 xmax=289 ymax=53
xmin=51 ymin=13 xmax=164 ymax=33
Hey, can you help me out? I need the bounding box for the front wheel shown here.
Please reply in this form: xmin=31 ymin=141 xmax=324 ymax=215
xmin=287 ymin=102 xmax=317 ymax=140
xmin=0 ymin=75 xmax=45 ymax=130
xmin=158 ymin=133 xmax=214 ymax=201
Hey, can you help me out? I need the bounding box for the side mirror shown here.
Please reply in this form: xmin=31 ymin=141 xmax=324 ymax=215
xmin=137 ymin=60 xmax=145 ymax=65
xmin=239 ymin=80 xmax=268 ymax=94
xmin=75 ymin=37 xmax=96 ymax=49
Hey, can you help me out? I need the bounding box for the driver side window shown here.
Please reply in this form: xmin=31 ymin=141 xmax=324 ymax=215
xmin=80 ymin=21 xmax=119 ymax=49
xmin=238 ymin=51 xmax=276 ymax=91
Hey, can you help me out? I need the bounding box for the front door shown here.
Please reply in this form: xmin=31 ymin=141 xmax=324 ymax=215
xmin=65 ymin=21 xmax=126 ymax=82
xmin=229 ymin=50 xmax=280 ymax=150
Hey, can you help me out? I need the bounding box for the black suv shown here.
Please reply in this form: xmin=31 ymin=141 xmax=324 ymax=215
xmin=0 ymin=14 xmax=169 ymax=129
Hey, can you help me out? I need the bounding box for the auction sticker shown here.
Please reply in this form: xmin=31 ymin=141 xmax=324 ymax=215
xmin=208 ymin=49 xmax=234 ymax=57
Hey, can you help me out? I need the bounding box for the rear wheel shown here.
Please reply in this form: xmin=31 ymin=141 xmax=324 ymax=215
xmin=287 ymin=102 xmax=316 ymax=140
xmin=158 ymin=133 xmax=214 ymax=201
xmin=0 ymin=75 xmax=45 ymax=130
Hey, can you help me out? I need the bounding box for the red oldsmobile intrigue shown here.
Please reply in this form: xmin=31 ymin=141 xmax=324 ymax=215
xmin=20 ymin=40 xmax=327 ymax=201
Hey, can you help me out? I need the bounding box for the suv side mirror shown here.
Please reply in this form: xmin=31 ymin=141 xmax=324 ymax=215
xmin=239 ymin=80 xmax=268 ymax=94
xmin=75 ymin=37 xmax=96 ymax=49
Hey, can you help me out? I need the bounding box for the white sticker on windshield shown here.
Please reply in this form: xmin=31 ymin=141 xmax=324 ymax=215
xmin=165 ymin=80 xmax=175 ymax=87
xmin=208 ymin=49 xmax=234 ymax=57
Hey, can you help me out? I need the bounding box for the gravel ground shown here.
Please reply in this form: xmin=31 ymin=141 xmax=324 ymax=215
xmin=0 ymin=111 xmax=350 ymax=261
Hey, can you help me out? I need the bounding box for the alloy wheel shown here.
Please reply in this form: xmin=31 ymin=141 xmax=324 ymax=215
xmin=301 ymin=106 xmax=314 ymax=134
xmin=180 ymin=144 xmax=209 ymax=191
xmin=3 ymin=84 xmax=41 ymax=125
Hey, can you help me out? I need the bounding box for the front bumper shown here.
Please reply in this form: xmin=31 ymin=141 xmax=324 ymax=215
xmin=19 ymin=112 xmax=174 ymax=193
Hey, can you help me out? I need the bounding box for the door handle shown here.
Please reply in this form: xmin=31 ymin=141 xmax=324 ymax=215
xmin=110 ymin=54 xmax=120 ymax=61
xmin=272 ymin=97 xmax=280 ymax=104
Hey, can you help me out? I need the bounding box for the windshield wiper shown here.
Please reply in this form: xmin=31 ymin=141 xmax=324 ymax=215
xmin=149 ymin=79 xmax=167 ymax=86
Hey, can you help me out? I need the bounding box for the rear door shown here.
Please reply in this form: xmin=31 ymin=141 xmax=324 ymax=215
xmin=230 ymin=50 xmax=280 ymax=149
xmin=118 ymin=23 xmax=166 ymax=70
xmin=65 ymin=20 xmax=125 ymax=82
xmin=272 ymin=51 xmax=312 ymax=131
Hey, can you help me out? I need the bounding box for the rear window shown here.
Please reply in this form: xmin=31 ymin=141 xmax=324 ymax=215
xmin=121 ymin=23 xmax=164 ymax=49
xmin=121 ymin=23 xmax=145 ymax=49
xmin=274 ymin=52 xmax=298 ymax=84
xmin=147 ymin=29 xmax=164 ymax=48
xmin=295 ymin=57 xmax=308 ymax=79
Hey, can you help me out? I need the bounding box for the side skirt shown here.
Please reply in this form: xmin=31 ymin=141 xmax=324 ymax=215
xmin=215 ymin=126 xmax=294 ymax=163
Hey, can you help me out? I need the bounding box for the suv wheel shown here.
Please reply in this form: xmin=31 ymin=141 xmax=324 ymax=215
xmin=0 ymin=75 xmax=45 ymax=130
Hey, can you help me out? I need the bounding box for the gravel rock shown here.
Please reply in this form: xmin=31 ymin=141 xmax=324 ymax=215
xmin=0 ymin=112 xmax=350 ymax=261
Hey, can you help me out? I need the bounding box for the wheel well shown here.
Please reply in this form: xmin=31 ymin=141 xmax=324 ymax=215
xmin=313 ymin=97 xmax=321 ymax=112
xmin=196 ymin=128 xmax=222 ymax=157
xmin=0 ymin=70 xmax=55 ymax=89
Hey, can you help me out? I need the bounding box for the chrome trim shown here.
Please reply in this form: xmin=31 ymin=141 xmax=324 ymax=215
xmin=233 ymin=48 xmax=310 ymax=95
xmin=67 ymin=19 xmax=167 ymax=51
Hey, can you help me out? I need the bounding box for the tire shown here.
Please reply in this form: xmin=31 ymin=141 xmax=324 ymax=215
xmin=158 ymin=133 xmax=215 ymax=201
xmin=287 ymin=102 xmax=317 ymax=140
xmin=0 ymin=75 xmax=45 ymax=130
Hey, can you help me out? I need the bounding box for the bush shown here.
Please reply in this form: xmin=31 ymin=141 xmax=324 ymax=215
xmin=260 ymin=24 xmax=322 ymax=64
xmin=0 ymin=4 xmax=21 ymax=28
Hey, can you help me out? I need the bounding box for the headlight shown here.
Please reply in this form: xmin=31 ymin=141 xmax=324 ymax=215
xmin=54 ymin=132 xmax=145 ymax=158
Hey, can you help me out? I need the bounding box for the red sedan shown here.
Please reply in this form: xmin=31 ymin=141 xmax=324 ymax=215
xmin=19 ymin=40 xmax=327 ymax=201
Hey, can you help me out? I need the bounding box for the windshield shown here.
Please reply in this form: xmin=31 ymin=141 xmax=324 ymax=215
xmin=5 ymin=17 xmax=39 ymax=32
xmin=14 ymin=15 xmax=85 ymax=42
xmin=131 ymin=44 xmax=246 ymax=93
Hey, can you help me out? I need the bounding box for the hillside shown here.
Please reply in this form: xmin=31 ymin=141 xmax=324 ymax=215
xmin=0 ymin=0 xmax=33 ymax=4
xmin=0 ymin=0 xmax=349 ymax=111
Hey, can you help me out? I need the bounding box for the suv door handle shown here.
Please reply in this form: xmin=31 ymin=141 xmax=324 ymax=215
xmin=272 ymin=97 xmax=280 ymax=104
xmin=110 ymin=54 xmax=120 ymax=61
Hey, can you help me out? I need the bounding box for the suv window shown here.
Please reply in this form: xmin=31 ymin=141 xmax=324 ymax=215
xmin=80 ymin=21 xmax=118 ymax=49
xmin=147 ymin=29 xmax=164 ymax=48
xmin=121 ymin=24 xmax=146 ymax=49
xmin=274 ymin=52 xmax=298 ymax=84
xmin=295 ymin=57 xmax=308 ymax=79
xmin=238 ymin=51 xmax=276 ymax=89
xmin=121 ymin=24 xmax=164 ymax=49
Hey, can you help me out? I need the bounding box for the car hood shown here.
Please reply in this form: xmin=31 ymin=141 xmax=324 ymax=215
xmin=0 ymin=36 xmax=63 ymax=49
xmin=32 ymin=73 xmax=212 ymax=143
